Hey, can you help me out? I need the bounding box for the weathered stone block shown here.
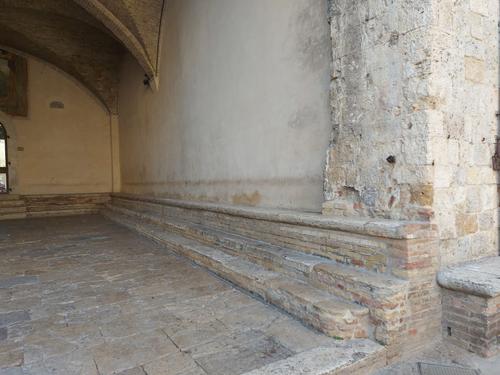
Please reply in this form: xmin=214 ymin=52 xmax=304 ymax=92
xmin=438 ymin=258 xmax=500 ymax=357
xmin=464 ymin=56 xmax=485 ymax=83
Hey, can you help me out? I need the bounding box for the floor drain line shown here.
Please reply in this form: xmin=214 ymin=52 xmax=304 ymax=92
xmin=418 ymin=362 xmax=480 ymax=375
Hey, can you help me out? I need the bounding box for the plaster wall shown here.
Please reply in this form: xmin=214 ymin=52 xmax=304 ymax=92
xmin=118 ymin=0 xmax=331 ymax=211
xmin=3 ymin=57 xmax=114 ymax=195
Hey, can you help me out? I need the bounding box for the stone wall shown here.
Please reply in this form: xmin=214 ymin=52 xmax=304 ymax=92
xmin=323 ymin=0 xmax=437 ymax=221
xmin=323 ymin=0 xmax=500 ymax=266
xmin=430 ymin=0 xmax=499 ymax=265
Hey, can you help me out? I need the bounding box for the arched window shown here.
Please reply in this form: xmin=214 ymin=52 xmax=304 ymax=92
xmin=0 ymin=123 xmax=8 ymax=193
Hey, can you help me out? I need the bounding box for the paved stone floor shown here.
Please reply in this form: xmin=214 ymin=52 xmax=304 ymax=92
xmin=374 ymin=341 xmax=500 ymax=375
xmin=0 ymin=215 xmax=338 ymax=375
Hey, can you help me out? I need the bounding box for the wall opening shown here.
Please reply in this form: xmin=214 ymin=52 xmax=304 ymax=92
xmin=0 ymin=122 xmax=8 ymax=193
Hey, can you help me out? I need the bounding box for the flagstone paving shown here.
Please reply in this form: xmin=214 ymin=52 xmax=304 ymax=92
xmin=0 ymin=215 xmax=343 ymax=375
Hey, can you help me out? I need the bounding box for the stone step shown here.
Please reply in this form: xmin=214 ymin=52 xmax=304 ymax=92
xmin=26 ymin=203 xmax=102 ymax=212
xmin=110 ymin=196 xmax=392 ymax=272
xmin=0 ymin=199 xmax=25 ymax=208
xmin=242 ymin=339 xmax=386 ymax=375
xmin=27 ymin=208 xmax=99 ymax=218
xmin=107 ymin=200 xmax=322 ymax=279
xmin=0 ymin=212 xmax=27 ymax=221
xmin=0 ymin=195 xmax=27 ymax=221
xmin=438 ymin=257 xmax=500 ymax=357
xmin=103 ymin=208 xmax=370 ymax=340
xmin=105 ymin=203 xmax=408 ymax=343
xmin=0 ymin=206 xmax=26 ymax=214
xmin=0 ymin=194 xmax=21 ymax=201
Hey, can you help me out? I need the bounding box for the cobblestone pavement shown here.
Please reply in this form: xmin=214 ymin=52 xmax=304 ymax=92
xmin=0 ymin=215 xmax=338 ymax=375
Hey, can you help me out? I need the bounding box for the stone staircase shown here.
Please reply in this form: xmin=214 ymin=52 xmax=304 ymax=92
xmin=23 ymin=193 xmax=109 ymax=218
xmin=0 ymin=194 xmax=26 ymax=220
xmin=102 ymin=194 xmax=427 ymax=353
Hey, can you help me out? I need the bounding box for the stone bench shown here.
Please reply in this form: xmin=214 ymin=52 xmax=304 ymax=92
xmin=437 ymin=257 xmax=500 ymax=357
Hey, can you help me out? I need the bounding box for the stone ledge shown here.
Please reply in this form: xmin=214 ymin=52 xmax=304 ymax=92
xmin=437 ymin=257 xmax=500 ymax=298
xmin=112 ymin=193 xmax=437 ymax=240
xmin=242 ymin=339 xmax=386 ymax=375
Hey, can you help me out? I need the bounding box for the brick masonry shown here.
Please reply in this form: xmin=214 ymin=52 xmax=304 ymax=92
xmin=442 ymin=290 xmax=500 ymax=357
xmin=438 ymin=257 xmax=500 ymax=357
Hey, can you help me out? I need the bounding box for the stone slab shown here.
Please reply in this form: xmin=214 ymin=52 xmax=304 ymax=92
xmin=242 ymin=339 xmax=386 ymax=375
xmin=437 ymin=257 xmax=500 ymax=297
xmin=112 ymin=193 xmax=437 ymax=240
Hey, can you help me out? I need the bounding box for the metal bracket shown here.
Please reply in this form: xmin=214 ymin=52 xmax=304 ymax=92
xmin=492 ymin=136 xmax=500 ymax=171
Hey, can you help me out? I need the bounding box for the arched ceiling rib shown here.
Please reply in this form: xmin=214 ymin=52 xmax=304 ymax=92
xmin=0 ymin=0 xmax=166 ymax=114
xmin=73 ymin=0 xmax=165 ymax=80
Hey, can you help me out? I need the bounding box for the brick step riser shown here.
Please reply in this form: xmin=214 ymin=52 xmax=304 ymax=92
xmin=159 ymin=218 xmax=310 ymax=280
xmin=0 ymin=201 xmax=25 ymax=208
xmin=106 ymin=203 xmax=330 ymax=281
xmin=111 ymin=197 xmax=390 ymax=274
xmin=0 ymin=204 xmax=27 ymax=214
xmin=102 ymin=209 xmax=371 ymax=341
xmin=26 ymin=204 xmax=104 ymax=212
xmin=0 ymin=213 xmax=27 ymax=220
xmin=106 ymin=204 xmax=388 ymax=290
xmin=104 ymin=203 xmax=406 ymax=344
xmin=0 ymin=195 xmax=21 ymax=201
xmin=0 ymin=207 xmax=27 ymax=214
xmin=27 ymin=209 xmax=100 ymax=218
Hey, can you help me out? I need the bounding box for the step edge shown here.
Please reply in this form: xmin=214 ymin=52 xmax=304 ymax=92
xmin=111 ymin=193 xmax=437 ymax=240
xmin=103 ymin=210 xmax=372 ymax=335
xmin=104 ymin=204 xmax=408 ymax=296
xmin=241 ymin=339 xmax=387 ymax=375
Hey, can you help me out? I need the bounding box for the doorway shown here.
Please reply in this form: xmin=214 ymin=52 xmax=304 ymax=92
xmin=0 ymin=122 xmax=8 ymax=193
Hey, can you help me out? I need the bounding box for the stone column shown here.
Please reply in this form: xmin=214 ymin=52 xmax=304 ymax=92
xmin=0 ymin=110 xmax=18 ymax=193
xmin=429 ymin=0 xmax=499 ymax=265
xmin=324 ymin=0 xmax=499 ymax=262
xmin=110 ymin=114 xmax=121 ymax=193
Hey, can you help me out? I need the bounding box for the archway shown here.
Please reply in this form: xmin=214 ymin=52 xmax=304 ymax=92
xmin=0 ymin=122 xmax=8 ymax=193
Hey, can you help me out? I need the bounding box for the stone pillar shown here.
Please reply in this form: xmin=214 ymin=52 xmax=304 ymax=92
xmin=110 ymin=114 xmax=121 ymax=193
xmin=324 ymin=0 xmax=499 ymax=262
xmin=0 ymin=110 xmax=17 ymax=193
xmin=430 ymin=0 xmax=499 ymax=265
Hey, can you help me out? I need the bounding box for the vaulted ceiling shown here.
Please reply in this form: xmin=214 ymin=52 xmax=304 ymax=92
xmin=0 ymin=0 xmax=166 ymax=114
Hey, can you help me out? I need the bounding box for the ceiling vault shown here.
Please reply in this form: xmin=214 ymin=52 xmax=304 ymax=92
xmin=0 ymin=0 xmax=167 ymax=114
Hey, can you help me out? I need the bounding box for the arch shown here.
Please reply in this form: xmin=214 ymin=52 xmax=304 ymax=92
xmin=0 ymin=121 xmax=9 ymax=193
xmin=72 ymin=0 xmax=165 ymax=88
xmin=0 ymin=46 xmax=112 ymax=115
xmin=0 ymin=3 xmax=125 ymax=114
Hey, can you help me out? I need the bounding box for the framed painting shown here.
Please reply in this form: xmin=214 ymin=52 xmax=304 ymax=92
xmin=0 ymin=50 xmax=28 ymax=117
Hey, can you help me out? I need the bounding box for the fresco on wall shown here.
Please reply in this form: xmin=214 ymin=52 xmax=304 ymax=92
xmin=0 ymin=50 xmax=28 ymax=117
